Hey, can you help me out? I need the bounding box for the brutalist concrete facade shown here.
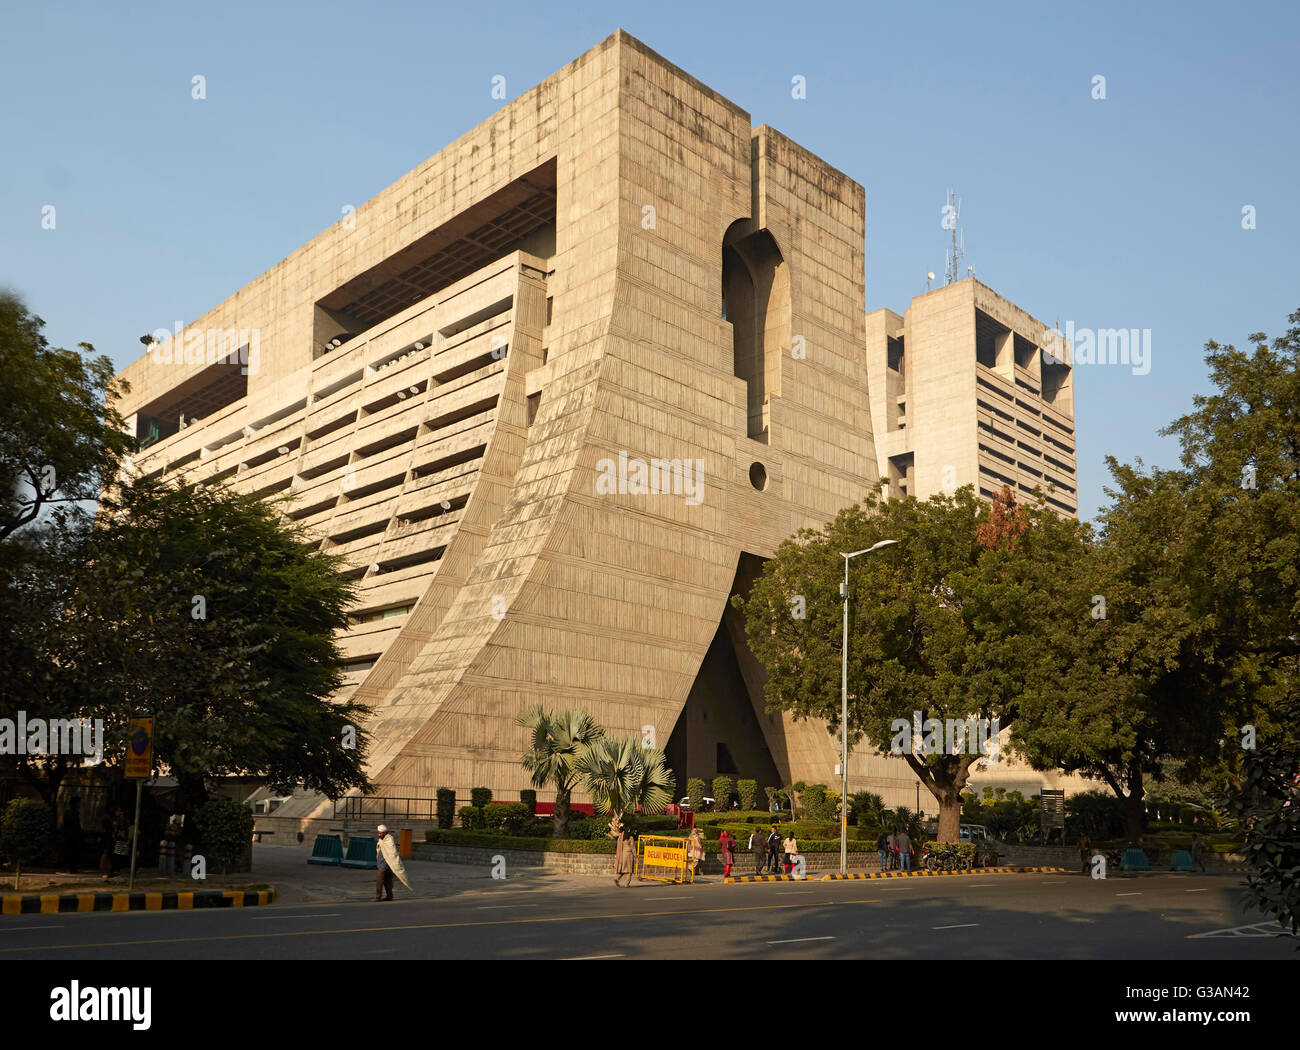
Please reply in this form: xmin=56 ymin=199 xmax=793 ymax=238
xmin=115 ymin=31 xmax=1072 ymax=820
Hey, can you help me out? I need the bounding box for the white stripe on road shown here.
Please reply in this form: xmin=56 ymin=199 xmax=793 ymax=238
xmin=561 ymin=953 xmax=625 ymax=960
xmin=767 ymin=935 xmax=836 ymax=945
xmin=1184 ymin=888 xmax=1208 ymax=892
xmin=475 ymin=904 xmax=537 ymax=910
xmin=0 ymin=926 xmax=63 ymax=933
xmin=251 ymin=913 xmax=340 ymax=920
xmin=932 ymin=923 xmax=980 ymax=930
xmin=1116 ymin=892 xmax=1141 ymax=896
xmin=643 ymin=896 xmax=693 ymax=900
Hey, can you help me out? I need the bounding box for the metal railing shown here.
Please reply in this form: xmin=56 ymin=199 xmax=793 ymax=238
xmin=332 ymin=796 xmax=442 ymax=823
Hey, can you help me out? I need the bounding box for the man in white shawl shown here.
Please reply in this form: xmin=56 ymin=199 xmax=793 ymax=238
xmin=374 ymin=825 xmax=412 ymax=900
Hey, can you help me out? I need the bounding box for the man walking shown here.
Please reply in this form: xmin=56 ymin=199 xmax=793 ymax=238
xmin=374 ymin=825 xmax=412 ymax=900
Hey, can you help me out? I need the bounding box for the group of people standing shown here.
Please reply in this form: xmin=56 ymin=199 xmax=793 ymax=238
xmin=715 ymin=826 xmax=800 ymax=877
xmin=876 ymin=828 xmax=913 ymax=871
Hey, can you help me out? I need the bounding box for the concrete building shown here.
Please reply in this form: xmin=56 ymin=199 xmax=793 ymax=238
xmin=112 ymin=31 xmax=1086 ymax=829
xmin=866 ymin=280 xmax=1078 ymax=515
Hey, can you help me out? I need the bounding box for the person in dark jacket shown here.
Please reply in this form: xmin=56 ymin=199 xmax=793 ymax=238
xmin=765 ymin=827 xmax=782 ymax=873
xmin=61 ymin=798 xmax=82 ymax=873
xmin=749 ymin=826 xmax=766 ymax=874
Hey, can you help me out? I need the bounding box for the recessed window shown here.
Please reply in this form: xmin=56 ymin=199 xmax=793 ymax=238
xmin=749 ymin=462 xmax=768 ymax=491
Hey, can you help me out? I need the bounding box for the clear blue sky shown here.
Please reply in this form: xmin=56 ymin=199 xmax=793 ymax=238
xmin=3 ymin=0 xmax=1296 ymax=522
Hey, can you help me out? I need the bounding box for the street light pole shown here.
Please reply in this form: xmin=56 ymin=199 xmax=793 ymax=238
xmin=840 ymin=539 xmax=898 ymax=875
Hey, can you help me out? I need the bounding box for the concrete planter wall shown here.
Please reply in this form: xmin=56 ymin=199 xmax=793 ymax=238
xmin=411 ymin=841 xmax=886 ymax=875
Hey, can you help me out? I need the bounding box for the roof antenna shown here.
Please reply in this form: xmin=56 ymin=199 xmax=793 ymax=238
xmin=943 ymin=188 xmax=966 ymax=286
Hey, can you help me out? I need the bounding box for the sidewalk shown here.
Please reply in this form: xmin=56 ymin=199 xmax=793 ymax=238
xmin=238 ymin=843 xmax=637 ymax=905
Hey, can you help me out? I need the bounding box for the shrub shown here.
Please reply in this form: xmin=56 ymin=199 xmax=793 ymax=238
xmin=686 ymin=778 xmax=707 ymax=809
xmin=483 ymin=802 xmax=531 ymax=835
xmin=436 ymin=788 xmax=456 ymax=829
xmin=802 ymin=785 xmax=838 ymax=822
xmin=194 ymin=800 xmax=254 ymax=875
xmin=519 ymin=789 xmax=537 ymax=815
xmin=0 ymin=798 xmax=54 ymax=889
xmin=459 ymin=805 xmax=484 ymax=830
xmin=470 ymin=787 xmax=493 ymax=810
xmin=737 ymin=779 xmax=758 ymax=811
xmin=712 ymin=777 xmax=735 ymax=811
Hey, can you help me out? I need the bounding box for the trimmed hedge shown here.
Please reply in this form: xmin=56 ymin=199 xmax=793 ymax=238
xmin=436 ymin=788 xmax=456 ymax=830
xmin=520 ymin=790 xmax=537 ymax=815
xmin=459 ymin=806 xmax=484 ymax=830
xmin=470 ymin=787 xmax=493 ymax=810
xmin=484 ymin=802 xmax=530 ymax=835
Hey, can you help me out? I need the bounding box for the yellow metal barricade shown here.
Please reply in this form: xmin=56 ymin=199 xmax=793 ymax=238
xmin=638 ymin=835 xmax=694 ymax=884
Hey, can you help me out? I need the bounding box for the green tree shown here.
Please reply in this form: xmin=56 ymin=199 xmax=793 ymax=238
xmin=737 ymin=779 xmax=758 ymax=811
xmin=515 ymin=706 xmax=604 ymax=838
xmin=0 ymin=798 xmax=53 ymax=891
xmin=0 ymin=292 xmax=134 ymax=542
xmin=33 ymin=475 xmax=370 ymax=816
xmin=573 ymin=736 xmax=674 ymax=818
xmin=735 ymin=487 xmax=1087 ymax=842
xmin=1015 ymin=311 xmax=1300 ymax=841
xmin=194 ymin=800 xmax=255 ymax=875
xmin=1223 ymin=698 xmax=1300 ymax=938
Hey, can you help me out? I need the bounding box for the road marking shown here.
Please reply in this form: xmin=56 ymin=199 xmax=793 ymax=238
xmin=251 ymin=913 xmax=340 ymax=920
xmin=0 ymin=898 xmax=884 ymax=954
xmin=0 ymin=926 xmax=63 ymax=933
xmin=932 ymin=923 xmax=979 ymax=930
xmin=643 ymin=896 xmax=692 ymax=901
xmin=767 ymin=935 xmax=835 ymax=945
xmin=1116 ymin=892 xmax=1141 ymax=896
xmin=475 ymin=905 xmax=537 ymax=910
xmin=1184 ymin=888 xmax=1208 ymax=893
xmin=561 ymin=953 xmax=625 ymax=960
xmin=1189 ymin=921 xmax=1293 ymax=939
xmin=775 ymin=891 xmax=813 ymax=895
xmin=966 ymin=884 xmax=996 ymax=887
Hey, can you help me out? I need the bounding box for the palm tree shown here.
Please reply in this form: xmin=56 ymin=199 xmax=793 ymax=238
xmin=573 ymin=736 xmax=675 ymax=821
xmin=515 ymin=706 xmax=604 ymax=839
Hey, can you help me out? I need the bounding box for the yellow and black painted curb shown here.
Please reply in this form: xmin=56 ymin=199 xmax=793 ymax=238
xmin=1 ymin=887 xmax=275 ymax=915
xmin=820 ymin=866 xmax=1065 ymax=879
xmin=725 ymin=866 xmax=1066 ymax=883
xmin=725 ymin=874 xmax=799 ymax=882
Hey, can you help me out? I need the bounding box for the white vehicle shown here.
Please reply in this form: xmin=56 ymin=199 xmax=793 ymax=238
xmin=959 ymin=824 xmax=987 ymax=842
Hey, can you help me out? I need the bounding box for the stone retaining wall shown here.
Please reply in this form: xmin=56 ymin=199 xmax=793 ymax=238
xmin=411 ymin=842 xmax=886 ymax=876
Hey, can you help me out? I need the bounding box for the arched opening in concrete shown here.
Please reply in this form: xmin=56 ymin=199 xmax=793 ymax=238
xmin=722 ymin=223 xmax=790 ymax=443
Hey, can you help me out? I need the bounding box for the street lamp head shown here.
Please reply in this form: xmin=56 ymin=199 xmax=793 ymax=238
xmin=842 ymin=539 xmax=899 ymax=560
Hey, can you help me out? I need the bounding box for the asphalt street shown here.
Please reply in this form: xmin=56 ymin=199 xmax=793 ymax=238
xmin=1 ymin=870 xmax=1294 ymax=960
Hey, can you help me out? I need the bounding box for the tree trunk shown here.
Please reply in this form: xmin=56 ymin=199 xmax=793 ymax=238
xmin=909 ymin=754 xmax=972 ymax=844
xmin=1123 ymin=762 xmax=1145 ymax=844
xmin=553 ymin=789 xmax=570 ymax=840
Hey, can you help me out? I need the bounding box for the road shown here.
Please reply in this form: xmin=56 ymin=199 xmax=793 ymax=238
xmin=1 ymin=870 xmax=1294 ymax=960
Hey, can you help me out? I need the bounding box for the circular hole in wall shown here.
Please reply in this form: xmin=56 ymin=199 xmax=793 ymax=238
xmin=749 ymin=462 xmax=768 ymax=491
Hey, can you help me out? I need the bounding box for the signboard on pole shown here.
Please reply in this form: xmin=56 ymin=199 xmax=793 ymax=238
xmin=1040 ymin=789 xmax=1065 ymax=835
xmin=125 ymin=717 xmax=153 ymax=779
